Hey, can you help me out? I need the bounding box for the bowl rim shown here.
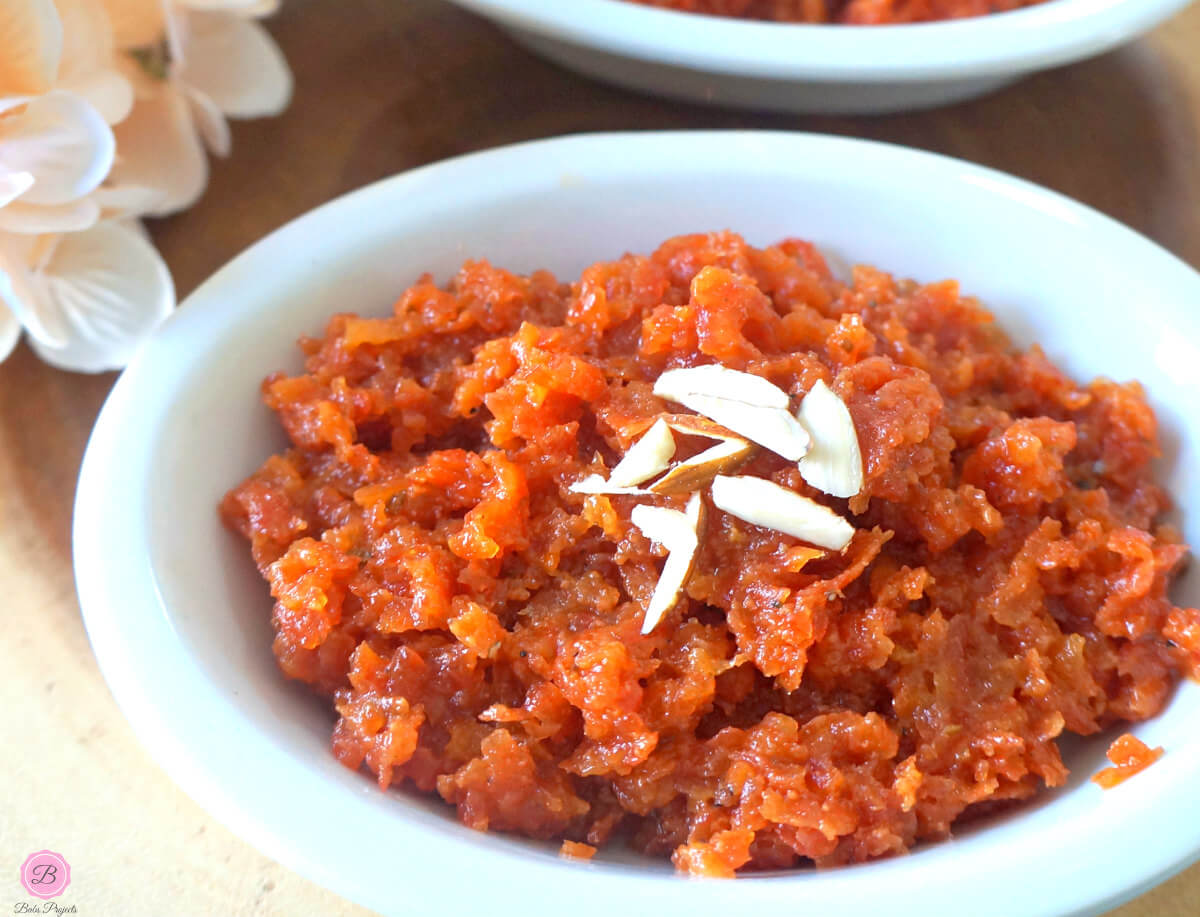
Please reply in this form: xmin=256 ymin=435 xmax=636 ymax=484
xmin=74 ymin=130 xmax=1200 ymax=917
xmin=446 ymin=0 xmax=1193 ymax=80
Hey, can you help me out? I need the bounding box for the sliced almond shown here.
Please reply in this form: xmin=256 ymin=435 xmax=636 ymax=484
xmin=679 ymin=394 xmax=811 ymax=462
xmin=568 ymin=474 xmax=651 ymax=496
xmin=609 ymin=417 xmax=676 ymax=488
xmin=710 ymin=474 xmax=854 ymax=551
xmin=662 ymin=414 xmax=744 ymax=442
xmin=684 ymin=491 xmax=704 ymax=529
xmin=632 ymin=502 xmax=700 ymax=634
xmin=655 ymin=364 xmax=791 ymax=410
xmin=631 ymin=503 xmax=692 ymax=552
xmin=654 ymin=369 xmax=811 ymax=462
xmin=796 ymin=379 xmax=863 ymax=499
xmin=650 ymin=437 xmax=756 ymax=495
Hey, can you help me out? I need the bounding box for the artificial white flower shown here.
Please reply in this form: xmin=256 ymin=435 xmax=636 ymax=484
xmin=100 ymin=0 xmax=165 ymax=50
xmin=0 ymin=0 xmax=167 ymax=371
xmin=0 ymin=0 xmax=290 ymax=372
xmin=0 ymin=289 xmax=20 ymax=362
xmin=56 ymin=0 xmax=135 ymax=125
xmin=0 ymin=0 xmax=64 ymax=97
xmin=0 ymin=91 xmax=114 ymax=235
xmin=109 ymin=0 xmax=291 ymax=215
xmin=0 ymin=221 xmax=172 ymax=370
xmin=100 ymin=0 xmax=282 ymax=50
xmin=0 ymin=0 xmax=129 ymax=235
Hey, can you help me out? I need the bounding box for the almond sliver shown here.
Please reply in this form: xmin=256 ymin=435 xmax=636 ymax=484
xmin=650 ymin=437 xmax=755 ymax=495
xmin=654 ymin=366 xmax=810 ymax=461
xmin=569 ymin=474 xmax=652 ymax=496
xmin=609 ymin=417 xmax=676 ymax=487
xmin=662 ymin=414 xmax=743 ymax=443
xmin=710 ymin=474 xmax=854 ymax=551
xmin=632 ymin=502 xmax=700 ymax=634
xmin=679 ymin=394 xmax=811 ymax=462
xmin=654 ymin=364 xmax=791 ymax=409
xmin=642 ymin=551 xmax=694 ymax=635
xmin=796 ymin=379 xmax=863 ymax=499
xmin=632 ymin=503 xmax=694 ymax=549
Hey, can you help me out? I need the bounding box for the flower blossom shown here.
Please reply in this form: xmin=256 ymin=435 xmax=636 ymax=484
xmin=0 ymin=0 xmax=290 ymax=372
xmin=110 ymin=0 xmax=291 ymax=216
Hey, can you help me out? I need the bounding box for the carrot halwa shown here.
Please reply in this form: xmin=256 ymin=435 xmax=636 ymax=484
xmin=221 ymin=232 xmax=1199 ymax=876
xmin=1091 ymin=734 xmax=1164 ymax=789
xmin=629 ymin=0 xmax=1048 ymax=24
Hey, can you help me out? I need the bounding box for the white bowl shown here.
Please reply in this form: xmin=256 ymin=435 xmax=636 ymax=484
xmin=75 ymin=132 xmax=1200 ymax=917
xmin=445 ymin=0 xmax=1193 ymax=113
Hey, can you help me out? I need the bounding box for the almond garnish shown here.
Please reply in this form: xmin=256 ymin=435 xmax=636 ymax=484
xmin=653 ymin=366 xmax=810 ymax=461
xmin=647 ymin=415 xmax=757 ymax=494
xmin=661 ymin=414 xmax=744 ymax=442
xmin=650 ymin=438 xmax=755 ymax=495
xmin=684 ymin=396 xmax=811 ymax=462
xmin=568 ymin=474 xmax=652 ymax=496
xmin=796 ymin=379 xmax=864 ymax=499
xmin=609 ymin=417 xmax=677 ymax=487
xmin=684 ymin=490 xmax=704 ymax=529
xmin=710 ymin=474 xmax=854 ymax=551
xmin=632 ymin=494 xmax=701 ymax=634
xmin=655 ymin=364 xmax=792 ymax=410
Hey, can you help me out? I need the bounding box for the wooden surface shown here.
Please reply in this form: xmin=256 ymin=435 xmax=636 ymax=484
xmin=3 ymin=1 xmax=1200 ymax=913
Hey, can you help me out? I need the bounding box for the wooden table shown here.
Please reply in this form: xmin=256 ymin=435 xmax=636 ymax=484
xmin=3 ymin=1 xmax=1199 ymax=913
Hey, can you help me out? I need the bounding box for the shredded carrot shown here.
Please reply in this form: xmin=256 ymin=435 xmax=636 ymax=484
xmin=1092 ymin=734 xmax=1164 ymax=789
xmin=561 ymin=840 xmax=598 ymax=860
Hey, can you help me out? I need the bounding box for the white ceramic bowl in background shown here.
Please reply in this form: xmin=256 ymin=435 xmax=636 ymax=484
xmin=75 ymin=132 xmax=1200 ymax=917
xmin=444 ymin=0 xmax=1193 ymax=113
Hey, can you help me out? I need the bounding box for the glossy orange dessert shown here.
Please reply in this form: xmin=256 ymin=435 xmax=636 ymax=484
xmin=1092 ymin=734 xmax=1164 ymax=789
xmin=221 ymin=232 xmax=1198 ymax=875
xmin=630 ymin=0 xmax=1048 ymax=23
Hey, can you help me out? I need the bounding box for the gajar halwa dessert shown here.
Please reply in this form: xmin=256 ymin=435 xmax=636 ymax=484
xmin=629 ymin=0 xmax=1048 ymax=24
xmin=221 ymin=232 xmax=1200 ymax=876
xmin=1091 ymin=734 xmax=1164 ymax=790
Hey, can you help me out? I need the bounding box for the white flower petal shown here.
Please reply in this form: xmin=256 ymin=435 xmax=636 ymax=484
xmin=27 ymin=220 xmax=174 ymax=372
xmin=60 ymin=69 xmax=135 ymax=125
xmin=0 ymin=232 xmax=65 ymax=347
xmin=0 ymin=170 xmax=35 ymax=207
xmin=178 ymin=12 xmax=291 ymax=118
xmin=120 ymin=52 xmax=164 ymax=101
xmin=0 ymin=301 xmax=20 ymax=363
xmin=92 ymin=181 xmax=164 ymax=218
xmin=185 ymin=88 xmax=230 ymax=156
xmin=0 ymin=91 xmax=115 ymax=205
xmin=164 ymin=0 xmax=186 ymax=69
xmin=55 ymin=0 xmax=134 ymax=123
xmin=109 ymin=86 xmax=208 ymax=216
xmin=53 ymin=0 xmax=134 ymax=125
xmin=99 ymin=0 xmax=166 ymax=50
xmin=180 ymin=0 xmax=279 ymax=13
xmin=114 ymin=214 xmax=151 ymax=242
xmin=0 ymin=196 xmax=99 ymax=233
xmin=57 ymin=0 xmax=113 ymax=65
xmin=0 ymin=0 xmax=63 ymax=96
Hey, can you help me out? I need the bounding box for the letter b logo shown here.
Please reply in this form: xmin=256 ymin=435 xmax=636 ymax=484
xmin=20 ymin=850 xmax=70 ymax=900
